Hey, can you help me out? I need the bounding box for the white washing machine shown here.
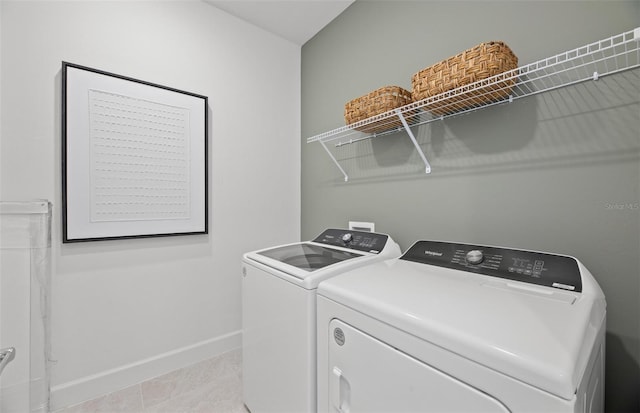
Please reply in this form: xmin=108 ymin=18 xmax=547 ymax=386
xmin=317 ymin=240 xmax=606 ymax=413
xmin=242 ymin=228 xmax=401 ymax=413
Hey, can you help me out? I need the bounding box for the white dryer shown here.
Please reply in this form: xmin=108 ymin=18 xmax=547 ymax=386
xmin=317 ymin=240 xmax=606 ymax=413
xmin=242 ymin=229 xmax=401 ymax=413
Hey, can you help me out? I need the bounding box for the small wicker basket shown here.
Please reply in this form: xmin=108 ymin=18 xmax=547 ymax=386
xmin=412 ymin=41 xmax=518 ymax=116
xmin=344 ymin=86 xmax=413 ymax=133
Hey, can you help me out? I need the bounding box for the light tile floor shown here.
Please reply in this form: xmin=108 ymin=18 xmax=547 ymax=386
xmin=54 ymin=349 xmax=248 ymax=413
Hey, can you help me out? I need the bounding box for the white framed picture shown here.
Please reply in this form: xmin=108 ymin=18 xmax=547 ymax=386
xmin=62 ymin=62 xmax=208 ymax=242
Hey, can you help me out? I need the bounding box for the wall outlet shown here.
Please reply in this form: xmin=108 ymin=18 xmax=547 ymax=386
xmin=349 ymin=221 xmax=375 ymax=232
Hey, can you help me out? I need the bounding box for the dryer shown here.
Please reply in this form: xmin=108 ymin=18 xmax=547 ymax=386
xmin=317 ymin=240 xmax=606 ymax=412
xmin=242 ymin=228 xmax=400 ymax=413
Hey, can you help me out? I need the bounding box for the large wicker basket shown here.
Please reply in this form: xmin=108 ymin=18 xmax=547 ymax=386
xmin=345 ymin=86 xmax=413 ymax=133
xmin=412 ymin=41 xmax=518 ymax=116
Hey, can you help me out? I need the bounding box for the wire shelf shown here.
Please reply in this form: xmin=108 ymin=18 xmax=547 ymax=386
xmin=306 ymin=28 xmax=640 ymax=181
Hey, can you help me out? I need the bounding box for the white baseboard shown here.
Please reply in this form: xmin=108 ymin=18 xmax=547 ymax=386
xmin=50 ymin=330 xmax=242 ymax=411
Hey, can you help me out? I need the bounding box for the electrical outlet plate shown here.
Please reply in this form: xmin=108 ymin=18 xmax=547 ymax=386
xmin=349 ymin=221 xmax=375 ymax=232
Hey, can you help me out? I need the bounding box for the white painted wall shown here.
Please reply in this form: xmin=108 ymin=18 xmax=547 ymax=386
xmin=0 ymin=1 xmax=301 ymax=409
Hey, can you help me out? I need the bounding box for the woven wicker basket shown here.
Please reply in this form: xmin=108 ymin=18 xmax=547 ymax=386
xmin=412 ymin=41 xmax=518 ymax=116
xmin=345 ymin=86 xmax=413 ymax=133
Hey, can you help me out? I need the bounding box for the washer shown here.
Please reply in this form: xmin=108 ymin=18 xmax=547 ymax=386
xmin=242 ymin=228 xmax=401 ymax=413
xmin=317 ymin=240 xmax=606 ymax=412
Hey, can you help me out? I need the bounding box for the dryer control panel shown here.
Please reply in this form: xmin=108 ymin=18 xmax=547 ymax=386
xmin=313 ymin=228 xmax=389 ymax=254
xmin=401 ymin=240 xmax=582 ymax=292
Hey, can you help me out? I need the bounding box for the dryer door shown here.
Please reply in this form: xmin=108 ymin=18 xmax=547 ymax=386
xmin=328 ymin=319 xmax=509 ymax=413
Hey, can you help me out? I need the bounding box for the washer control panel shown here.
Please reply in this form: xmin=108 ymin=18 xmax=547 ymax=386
xmin=313 ymin=228 xmax=389 ymax=254
xmin=401 ymin=240 xmax=582 ymax=292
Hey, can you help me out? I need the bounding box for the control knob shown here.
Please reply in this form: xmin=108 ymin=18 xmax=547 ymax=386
xmin=466 ymin=250 xmax=484 ymax=265
xmin=342 ymin=233 xmax=353 ymax=244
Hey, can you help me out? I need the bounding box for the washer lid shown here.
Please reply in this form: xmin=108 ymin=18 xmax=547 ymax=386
xmin=257 ymin=243 xmax=363 ymax=272
xmin=318 ymin=244 xmax=606 ymax=401
xmin=243 ymin=229 xmax=401 ymax=288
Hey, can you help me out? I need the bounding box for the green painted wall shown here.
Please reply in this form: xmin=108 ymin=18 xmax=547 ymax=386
xmin=302 ymin=1 xmax=639 ymax=410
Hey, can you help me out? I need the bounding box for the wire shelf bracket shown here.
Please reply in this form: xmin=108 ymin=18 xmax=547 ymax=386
xmin=306 ymin=27 xmax=640 ymax=181
xmin=396 ymin=109 xmax=431 ymax=174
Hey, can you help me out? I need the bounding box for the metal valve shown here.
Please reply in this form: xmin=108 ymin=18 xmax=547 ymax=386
xmin=0 ymin=347 xmax=16 ymax=376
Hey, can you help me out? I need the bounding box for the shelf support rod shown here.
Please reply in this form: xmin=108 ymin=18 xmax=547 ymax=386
xmin=319 ymin=139 xmax=349 ymax=182
xmin=395 ymin=109 xmax=431 ymax=174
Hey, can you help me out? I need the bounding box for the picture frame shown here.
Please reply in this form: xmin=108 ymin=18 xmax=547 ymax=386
xmin=62 ymin=62 xmax=208 ymax=242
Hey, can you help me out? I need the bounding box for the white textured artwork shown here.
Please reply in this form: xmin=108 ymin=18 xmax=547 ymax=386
xmin=88 ymin=90 xmax=191 ymax=222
